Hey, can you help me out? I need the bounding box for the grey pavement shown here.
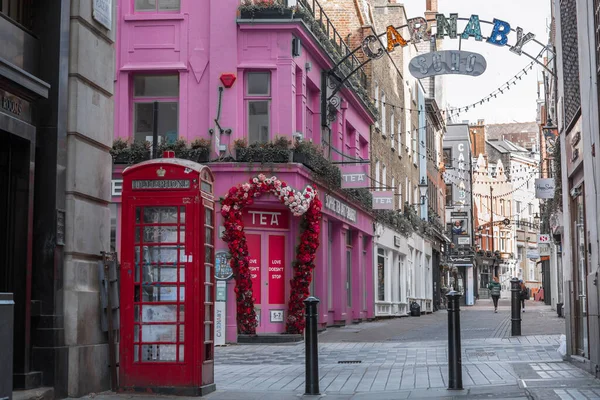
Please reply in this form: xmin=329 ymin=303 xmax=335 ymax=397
xmin=81 ymin=302 xmax=599 ymax=399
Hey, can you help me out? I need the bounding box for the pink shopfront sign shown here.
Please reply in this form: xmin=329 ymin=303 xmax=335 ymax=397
xmin=341 ymin=165 xmax=369 ymax=189
xmin=247 ymin=234 xmax=262 ymax=304
xmin=243 ymin=209 xmax=290 ymax=230
xmin=372 ymin=191 xmax=394 ymax=210
xmin=268 ymin=235 xmax=285 ymax=304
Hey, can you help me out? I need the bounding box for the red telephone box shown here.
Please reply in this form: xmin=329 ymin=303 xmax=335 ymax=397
xmin=119 ymin=157 xmax=216 ymax=395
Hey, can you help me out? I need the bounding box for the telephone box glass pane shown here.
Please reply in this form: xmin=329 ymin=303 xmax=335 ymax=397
xmin=143 ymin=207 xmax=178 ymax=223
xmin=141 ymin=246 xmax=178 ymax=263
xmin=179 ymin=305 xmax=185 ymax=322
xmin=136 ymin=207 xmax=141 ymax=223
xmin=205 ymin=265 xmax=211 ymax=283
xmin=179 ymin=345 xmax=184 ymax=362
xmin=141 ymin=345 xmax=176 ymax=362
xmin=179 ymin=206 xmax=185 ymax=223
xmin=179 ymin=226 xmax=185 ymax=243
xmin=179 ymin=326 xmax=184 ymax=341
xmin=141 ymin=305 xmax=177 ymax=322
xmin=142 ymin=285 xmax=178 ymax=302
xmin=205 ymin=210 xmax=213 ymax=227
xmin=143 ymin=226 xmax=178 ymax=243
xmin=134 ymin=345 xmax=139 ymax=362
xmin=134 ymin=325 xmax=139 ymax=342
xmin=135 ymin=227 xmax=140 ymax=243
xmin=134 ymin=305 xmax=140 ymax=322
xmin=205 ymin=288 xmax=212 ymax=303
xmin=205 ymin=227 xmax=213 ymax=245
xmin=142 ymin=325 xmax=177 ymax=342
xmin=205 ymin=305 xmax=212 ymax=322
xmin=204 ymin=343 xmax=212 ymax=361
xmin=205 ymin=246 xmax=213 ymax=263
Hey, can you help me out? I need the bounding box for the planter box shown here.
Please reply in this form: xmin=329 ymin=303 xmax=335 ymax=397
xmin=292 ymin=151 xmax=314 ymax=170
xmin=239 ymin=8 xmax=295 ymax=20
xmin=113 ymin=153 xmax=129 ymax=164
xmin=235 ymin=148 xmax=292 ymax=163
xmin=112 ymin=151 xmax=151 ymax=165
xmin=188 ymin=148 xmax=210 ymax=164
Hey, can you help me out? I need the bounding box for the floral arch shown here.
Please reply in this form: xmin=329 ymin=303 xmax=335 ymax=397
xmin=220 ymin=174 xmax=322 ymax=334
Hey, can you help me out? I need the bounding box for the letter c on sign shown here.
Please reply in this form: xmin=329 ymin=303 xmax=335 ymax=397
xmin=457 ymin=143 xmax=464 ymax=152
xmin=361 ymin=35 xmax=385 ymax=60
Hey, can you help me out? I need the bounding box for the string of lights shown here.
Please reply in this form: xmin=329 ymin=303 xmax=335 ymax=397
xmin=448 ymin=62 xmax=536 ymax=116
xmin=472 ymin=172 xmax=537 ymax=199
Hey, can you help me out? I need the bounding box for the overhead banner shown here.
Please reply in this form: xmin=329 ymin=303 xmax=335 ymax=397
xmin=341 ymin=164 xmax=369 ymax=188
xmin=409 ymin=50 xmax=487 ymax=79
xmin=372 ymin=191 xmax=394 ymax=210
xmin=535 ymin=178 xmax=556 ymax=199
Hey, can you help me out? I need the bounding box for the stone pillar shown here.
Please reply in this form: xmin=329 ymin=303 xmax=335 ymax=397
xmin=63 ymin=0 xmax=114 ymax=397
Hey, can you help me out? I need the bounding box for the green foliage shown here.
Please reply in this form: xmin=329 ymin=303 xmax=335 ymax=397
xmin=235 ymin=136 xmax=292 ymax=163
xmin=374 ymin=209 xmax=415 ymax=238
xmin=293 ymin=140 xmax=341 ymax=189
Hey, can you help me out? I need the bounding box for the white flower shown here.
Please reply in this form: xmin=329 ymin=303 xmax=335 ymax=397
xmin=242 ymin=183 xmax=251 ymax=191
xmin=222 ymin=205 xmax=230 ymax=212
xmin=252 ymin=178 xmax=258 ymax=183
xmin=258 ymin=174 xmax=266 ymax=181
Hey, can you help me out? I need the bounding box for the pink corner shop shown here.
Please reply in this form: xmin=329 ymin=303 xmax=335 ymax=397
xmin=111 ymin=0 xmax=376 ymax=343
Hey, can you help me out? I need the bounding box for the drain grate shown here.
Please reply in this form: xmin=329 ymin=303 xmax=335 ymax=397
xmin=338 ymin=360 xmax=362 ymax=364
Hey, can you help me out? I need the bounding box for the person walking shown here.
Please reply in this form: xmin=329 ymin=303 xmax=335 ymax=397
xmin=488 ymin=276 xmax=502 ymax=313
xmin=520 ymin=280 xmax=529 ymax=313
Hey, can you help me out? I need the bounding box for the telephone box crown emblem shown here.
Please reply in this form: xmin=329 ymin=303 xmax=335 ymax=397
xmin=156 ymin=167 xmax=166 ymax=177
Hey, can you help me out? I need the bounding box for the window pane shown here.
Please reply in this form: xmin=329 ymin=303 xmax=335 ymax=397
xmin=134 ymin=75 xmax=179 ymax=97
xmin=144 ymin=207 xmax=178 ymax=223
xmin=247 ymin=72 xmax=270 ymax=95
xmin=248 ymin=100 xmax=269 ymax=144
xmin=134 ymin=102 xmax=179 ymax=144
xmin=135 ymin=0 xmax=156 ymax=11
xmin=158 ymin=0 xmax=180 ymax=11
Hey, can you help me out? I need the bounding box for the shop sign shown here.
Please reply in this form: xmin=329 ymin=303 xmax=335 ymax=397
xmin=538 ymin=244 xmax=551 ymax=257
xmin=0 ymin=89 xmax=32 ymax=123
xmin=451 ymin=212 xmax=467 ymax=217
xmin=372 ymin=191 xmax=394 ymax=210
xmin=214 ymin=300 xmax=226 ymax=346
xmin=537 ymin=234 xmax=551 ymax=244
xmin=394 ymin=235 xmax=401 ymax=247
xmin=535 ymin=178 xmax=556 ymax=199
xmin=247 ymin=234 xmax=262 ymax=304
xmin=341 ymin=165 xmax=369 ymax=189
xmin=242 ymin=209 xmax=290 ymax=230
xmin=132 ymin=179 xmax=190 ymax=190
xmin=268 ymin=235 xmax=285 ymax=304
xmin=409 ymin=50 xmax=486 ymax=79
xmin=527 ymin=249 xmax=540 ymax=259
xmin=215 ymin=251 xmax=233 ymax=281
xmin=324 ymin=194 xmax=357 ymax=223
xmin=93 ymin=0 xmax=112 ymax=30
xmin=457 ymin=236 xmax=471 ymax=245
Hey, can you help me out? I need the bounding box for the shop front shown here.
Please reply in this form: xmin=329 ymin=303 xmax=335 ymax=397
xmin=208 ymin=164 xmax=374 ymax=342
xmin=374 ymin=225 xmax=410 ymax=317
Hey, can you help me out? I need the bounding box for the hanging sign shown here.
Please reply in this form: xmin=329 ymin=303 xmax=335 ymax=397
xmin=527 ymin=249 xmax=540 ymax=259
xmin=363 ymin=14 xmax=536 ymax=59
xmin=535 ymin=178 xmax=556 ymax=199
xmin=538 ymin=244 xmax=551 ymax=257
xmin=341 ymin=164 xmax=369 ymax=189
xmin=372 ymin=191 xmax=394 ymax=210
xmin=537 ymin=234 xmax=551 ymax=244
xmin=247 ymin=234 xmax=262 ymax=304
xmin=268 ymin=235 xmax=285 ymax=304
xmin=409 ymin=50 xmax=487 ymax=79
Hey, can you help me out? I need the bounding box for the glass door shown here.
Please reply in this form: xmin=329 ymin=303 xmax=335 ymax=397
xmin=573 ymin=192 xmax=589 ymax=357
xmin=133 ymin=205 xmax=188 ymax=365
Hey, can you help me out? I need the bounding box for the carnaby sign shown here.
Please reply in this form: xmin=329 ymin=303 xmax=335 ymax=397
xmin=372 ymin=191 xmax=394 ymax=210
xmin=362 ymin=14 xmax=538 ymax=61
xmin=341 ymin=164 xmax=369 ymax=189
xmin=409 ymin=50 xmax=486 ymax=79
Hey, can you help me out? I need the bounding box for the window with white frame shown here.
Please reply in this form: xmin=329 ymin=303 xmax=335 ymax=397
xmin=382 ymin=165 xmax=387 ymax=190
xmin=381 ymin=92 xmax=386 ymax=137
xmin=397 ymin=119 xmax=402 ymax=153
xmin=391 ymin=177 xmax=396 ymax=205
xmin=406 ymin=126 xmax=412 ymax=154
xmin=390 ymin=113 xmax=395 ymax=149
xmin=398 ymin=183 xmax=402 ymax=211
xmin=374 ymin=84 xmax=379 ymax=128
xmin=246 ymin=72 xmax=271 ymax=144
xmin=135 ymin=0 xmax=180 ymax=11
xmin=133 ymin=74 xmax=179 ymax=144
xmin=406 ymin=178 xmax=410 ymax=206
xmin=375 ymin=160 xmax=380 ymax=190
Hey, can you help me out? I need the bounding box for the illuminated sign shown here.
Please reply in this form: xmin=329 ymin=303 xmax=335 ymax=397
xmin=409 ymin=50 xmax=487 ymax=79
xmin=132 ymin=179 xmax=190 ymax=190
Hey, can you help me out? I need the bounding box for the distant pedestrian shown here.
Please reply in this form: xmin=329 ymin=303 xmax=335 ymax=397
xmin=520 ymin=280 xmax=528 ymax=313
xmin=488 ymin=276 xmax=501 ymax=313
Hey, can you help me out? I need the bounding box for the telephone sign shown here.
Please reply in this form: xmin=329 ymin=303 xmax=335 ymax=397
xmin=538 ymin=234 xmax=551 ymax=244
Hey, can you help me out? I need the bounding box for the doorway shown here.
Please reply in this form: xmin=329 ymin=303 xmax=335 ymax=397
xmin=0 ymin=131 xmax=32 ymax=384
xmin=572 ymin=189 xmax=589 ymax=357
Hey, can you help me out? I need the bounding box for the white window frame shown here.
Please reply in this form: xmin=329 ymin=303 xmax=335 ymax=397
xmin=390 ymin=113 xmax=395 ymax=149
xmin=382 ymin=165 xmax=387 ymax=190
xmin=375 ymin=160 xmax=380 ymax=191
xmin=381 ymin=92 xmax=386 ymax=137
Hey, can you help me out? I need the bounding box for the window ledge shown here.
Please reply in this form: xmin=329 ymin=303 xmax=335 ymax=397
xmin=391 ymin=147 xmax=396 ymax=152
xmin=124 ymin=13 xmax=185 ymax=21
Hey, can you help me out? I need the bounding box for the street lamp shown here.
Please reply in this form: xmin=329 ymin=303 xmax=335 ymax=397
xmin=417 ymin=177 xmax=428 ymax=206
xmin=542 ymin=118 xmax=558 ymax=153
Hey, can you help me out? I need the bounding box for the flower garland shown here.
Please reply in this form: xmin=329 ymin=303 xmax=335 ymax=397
xmin=220 ymin=174 xmax=322 ymax=334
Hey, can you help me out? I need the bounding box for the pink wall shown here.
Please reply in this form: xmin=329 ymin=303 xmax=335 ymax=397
xmin=113 ymin=0 xmax=375 ymax=340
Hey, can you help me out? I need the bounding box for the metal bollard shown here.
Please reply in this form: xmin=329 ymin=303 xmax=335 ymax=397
xmin=446 ymin=290 xmax=463 ymax=390
xmin=304 ymin=296 xmax=320 ymax=395
xmin=511 ymin=278 xmax=522 ymax=336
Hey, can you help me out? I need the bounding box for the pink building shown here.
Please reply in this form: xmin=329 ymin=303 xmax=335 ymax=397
xmin=111 ymin=0 xmax=376 ymax=343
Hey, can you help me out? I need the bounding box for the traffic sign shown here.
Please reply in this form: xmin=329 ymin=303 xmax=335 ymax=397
xmin=538 ymin=234 xmax=551 ymax=244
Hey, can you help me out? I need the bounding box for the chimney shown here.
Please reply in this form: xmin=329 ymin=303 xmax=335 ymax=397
xmin=426 ymin=0 xmax=438 ymax=12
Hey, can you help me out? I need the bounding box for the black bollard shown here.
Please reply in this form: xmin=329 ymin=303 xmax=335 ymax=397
xmin=446 ymin=290 xmax=463 ymax=390
xmin=511 ymin=278 xmax=522 ymax=336
xmin=304 ymin=296 xmax=320 ymax=395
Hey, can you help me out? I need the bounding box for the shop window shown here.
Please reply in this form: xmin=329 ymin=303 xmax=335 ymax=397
xmin=346 ymin=230 xmax=353 ymax=247
xmin=346 ymin=250 xmax=352 ymax=307
xmin=443 ymin=148 xmax=452 ymax=168
xmin=0 ymin=0 xmax=33 ymax=29
xmin=397 ymin=120 xmax=402 ymax=153
xmin=375 ymin=160 xmax=380 ymax=190
xmin=133 ymin=75 xmax=179 ymax=144
xmin=377 ymin=248 xmax=385 ymax=301
xmin=246 ymin=72 xmax=271 ymax=144
xmin=135 ymin=0 xmax=180 ymax=12
xmin=327 ymin=221 xmax=333 ymax=309
xmin=382 ymin=165 xmax=387 ymax=190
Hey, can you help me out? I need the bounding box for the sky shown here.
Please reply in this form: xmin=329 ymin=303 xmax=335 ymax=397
xmin=402 ymin=0 xmax=551 ymax=124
